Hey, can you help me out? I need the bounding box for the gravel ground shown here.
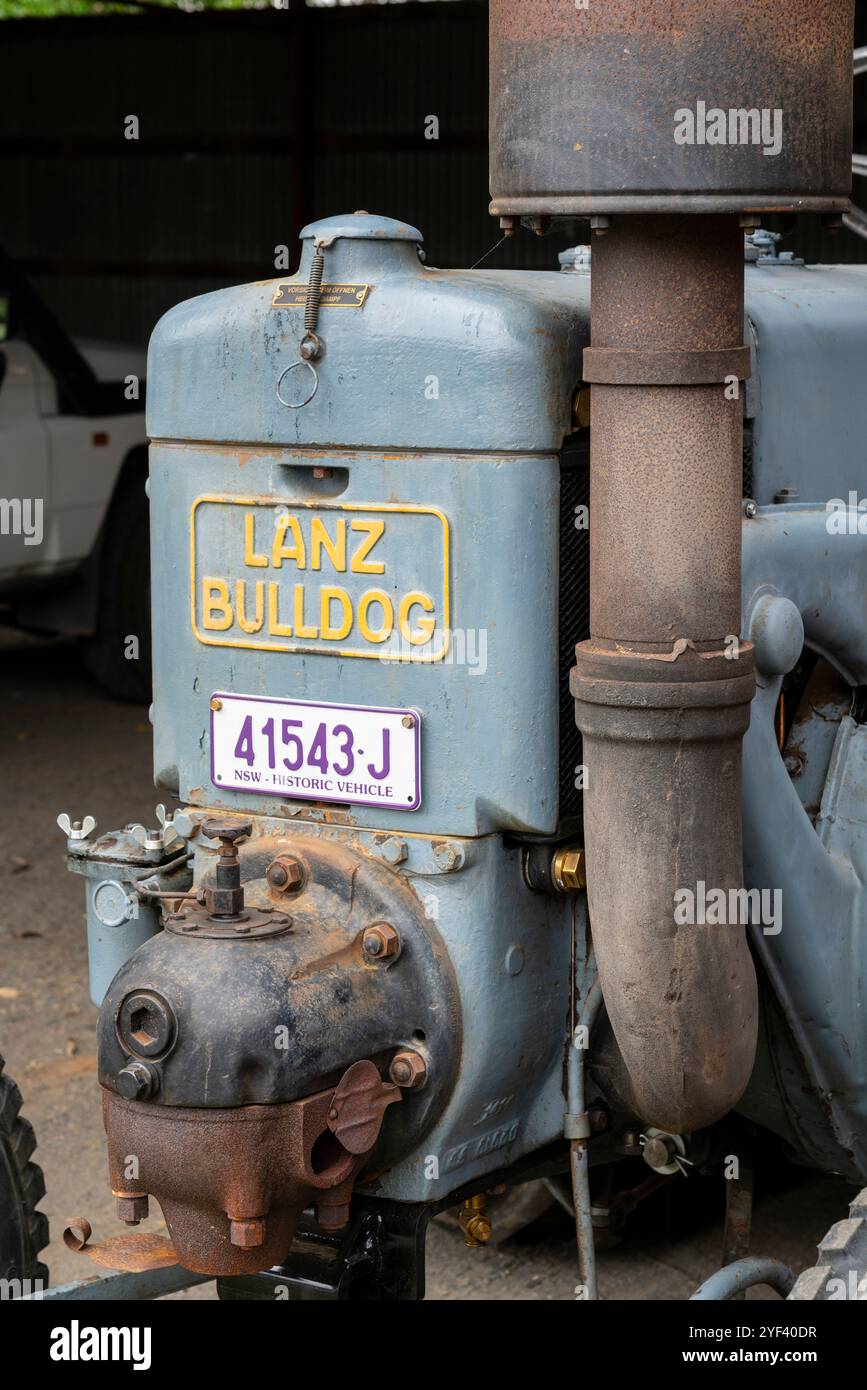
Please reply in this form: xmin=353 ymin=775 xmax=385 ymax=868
xmin=0 ymin=630 xmax=857 ymax=1301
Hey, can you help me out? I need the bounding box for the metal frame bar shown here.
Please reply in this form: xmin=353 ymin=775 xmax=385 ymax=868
xmin=19 ymin=1267 xmax=212 ymax=1302
xmin=691 ymin=1257 xmax=796 ymax=1302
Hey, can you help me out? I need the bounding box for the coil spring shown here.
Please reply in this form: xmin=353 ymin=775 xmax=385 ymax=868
xmin=304 ymin=244 xmax=326 ymax=335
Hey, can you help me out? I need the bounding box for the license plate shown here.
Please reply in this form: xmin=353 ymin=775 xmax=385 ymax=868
xmin=210 ymin=692 xmax=421 ymax=810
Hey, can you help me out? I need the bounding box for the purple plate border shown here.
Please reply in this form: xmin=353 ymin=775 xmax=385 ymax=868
xmin=208 ymin=690 xmax=422 ymax=811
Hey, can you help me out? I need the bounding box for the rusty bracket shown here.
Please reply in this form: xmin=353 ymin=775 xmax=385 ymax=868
xmin=582 ymin=344 xmax=751 ymax=385
xmin=327 ymin=1059 xmax=401 ymax=1155
xmin=63 ymin=1217 xmax=180 ymax=1274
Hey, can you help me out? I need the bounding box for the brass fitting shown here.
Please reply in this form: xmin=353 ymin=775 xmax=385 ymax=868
xmin=572 ymin=386 xmax=592 ymax=430
xmin=551 ymin=846 xmax=587 ymax=893
xmin=458 ymin=1194 xmax=492 ymax=1248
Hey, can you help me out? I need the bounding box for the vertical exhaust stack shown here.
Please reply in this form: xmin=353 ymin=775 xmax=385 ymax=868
xmin=573 ymin=213 xmax=758 ymax=1131
xmin=490 ymin=1 xmax=854 ymax=1132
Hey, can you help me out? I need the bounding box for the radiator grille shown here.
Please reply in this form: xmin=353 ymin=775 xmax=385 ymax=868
xmin=558 ymin=439 xmax=590 ymax=826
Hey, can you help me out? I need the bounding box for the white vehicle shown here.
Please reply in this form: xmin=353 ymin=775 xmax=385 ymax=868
xmin=0 ymin=276 xmax=149 ymax=700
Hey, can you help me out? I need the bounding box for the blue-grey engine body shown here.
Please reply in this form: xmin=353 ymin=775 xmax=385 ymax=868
xmin=138 ymin=214 xmax=867 ymax=1195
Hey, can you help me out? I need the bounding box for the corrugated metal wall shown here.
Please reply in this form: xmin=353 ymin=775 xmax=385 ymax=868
xmin=1 ymin=0 xmax=865 ymax=348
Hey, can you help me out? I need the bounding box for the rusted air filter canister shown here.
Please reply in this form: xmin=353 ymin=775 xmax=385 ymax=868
xmin=490 ymin=0 xmax=854 ymax=216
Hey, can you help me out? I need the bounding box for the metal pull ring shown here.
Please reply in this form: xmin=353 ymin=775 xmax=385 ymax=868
xmin=276 ymin=358 xmax=319 ymax=409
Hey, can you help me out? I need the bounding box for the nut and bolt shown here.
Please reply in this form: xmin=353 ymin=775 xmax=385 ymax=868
xmin=229 ymin=1217 xmax=266 ymax=1249
xmin=389 ymin=1050 xmax=427 ymax=1090
xmin=116 ymin=1060 xmax=160 ymax=1100
xmin=361 ymin=923 xmax=400 ymax=961
xmin=116 ymin=1194 xmax=149 ymax=1225
xmin=266 ymin=855 xmax=305 ymax=894
xmin=616 ymin=1127 xmax=643 ymax=1157
xmin=743 ymin=498 xmax=758 ymax=519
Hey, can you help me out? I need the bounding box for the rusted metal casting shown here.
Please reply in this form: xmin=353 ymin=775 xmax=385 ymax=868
xmin=103 ymin=1061 xmax=400 ymax=1276
xmin=572 ymin=215 xmax=758 ymax=1133
xmin=490 ymin=0 xmax=855 ymax=217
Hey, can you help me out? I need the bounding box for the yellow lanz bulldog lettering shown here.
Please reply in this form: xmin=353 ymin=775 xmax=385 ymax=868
xmin=191 ymin=497 xmax=449 ymax=661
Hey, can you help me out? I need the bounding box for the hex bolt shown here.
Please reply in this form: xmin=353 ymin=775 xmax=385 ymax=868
xmin=389 ymin=1050 xmax=428 ymax=1090
xmin=432 ymin=840 xmax=465 ymax=873
xmin=616 ymin=1127 xmax=643 ymax=1158
xmin=266 ymin=855 xmax=305 ymax=894
xmin=380 ymin=837 xmax=408 ymax=866
xmin=116 ymin=1060 xmax=160 ymax=1101
xmin=743 ymin=499 xmax=758 ymax=519
xmin=361 ymin=923 xmax=400 ymax=961
xmin=116 ymin=1194 xmax=149 ymax=1225
xmin=229 ymin=1217 xmax=266 ymax=1249
xmin=315 ymin=1200 xmax=350 ymax=1231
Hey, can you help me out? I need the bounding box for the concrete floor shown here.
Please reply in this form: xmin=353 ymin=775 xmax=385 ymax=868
xmin=0 ymin=630 xmax=857 ymax=1300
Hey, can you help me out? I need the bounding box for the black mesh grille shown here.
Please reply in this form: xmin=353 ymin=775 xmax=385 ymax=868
xmin=558 ymin=440 xmax=590 ymax=826
xmin=743 ymin=424 xmax=754 ymax=499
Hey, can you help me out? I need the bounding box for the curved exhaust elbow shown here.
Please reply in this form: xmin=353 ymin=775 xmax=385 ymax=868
xmin=573 ymin=642 xmax=758 ymax=1133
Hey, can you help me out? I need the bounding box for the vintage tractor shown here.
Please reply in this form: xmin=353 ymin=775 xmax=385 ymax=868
xmin=7 ymin=0 xmax=867 ymax=1301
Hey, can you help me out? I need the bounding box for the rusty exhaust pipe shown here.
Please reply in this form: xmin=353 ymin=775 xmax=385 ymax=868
xmin=572 ymin=215 xmax=757 ymax=1132
xmin=490 ymin=0 xmax=854 ymax=1133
